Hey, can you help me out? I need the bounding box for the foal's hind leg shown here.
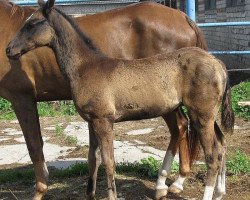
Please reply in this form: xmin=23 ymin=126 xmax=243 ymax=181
xmin=12 ymin=95 xmax=48 ymax=200
xmin=214 ymin=124 xmax=227 ymax=200
xmin=86 ymin=123 xmax=101 ymax=199
xmin=190 ymin=115 xmax=224 ymax=200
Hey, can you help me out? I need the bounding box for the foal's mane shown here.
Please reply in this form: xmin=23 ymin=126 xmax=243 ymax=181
xmin=54 ymin=8 xmax=102 ymax=54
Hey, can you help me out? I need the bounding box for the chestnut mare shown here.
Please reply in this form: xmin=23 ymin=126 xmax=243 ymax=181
xmin=2 ymin=0 xmax=208 ymax=199
xmin=7 ymin=0 xmax=234 ymax=200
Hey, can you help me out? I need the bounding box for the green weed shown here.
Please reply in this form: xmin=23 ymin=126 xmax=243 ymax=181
xmin=139 ymin=157 xmax=161 ymax=178
xmin=65 ymin=135 xmax=78 ymax=145
xmin=226 ymin=150 xmax=250 ymax=175
xmin=55 ymin=124 xmax=64 ymax=137
xmin=0 ymin=98 xmax=16 ymax=120
xmin=1 ymin=151 xmax=249 ymax=184
xmin=231 ymin=82 xmax=250 ymax=120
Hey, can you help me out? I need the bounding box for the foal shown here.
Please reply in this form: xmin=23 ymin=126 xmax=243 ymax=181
xmin=7 ymin=0 xmax=234 ymax=199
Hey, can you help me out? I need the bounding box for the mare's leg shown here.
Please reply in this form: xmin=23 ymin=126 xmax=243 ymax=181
xmin=168 ymin=109 xmax=190 ymax=194
xmin=86 ymin=122 xmax=101 ymax=199
xmin=169 ymin=117 xmax=201 ymax=194
xmin=92 ymin=118 xmax=116 ymax=200
xmin=155 ymin=110 xmax=187 ymax=199
xmin=11 ymin=95 xmax=48 ymax=200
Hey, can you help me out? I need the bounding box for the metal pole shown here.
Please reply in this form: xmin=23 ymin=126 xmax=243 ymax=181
xmin=198 ymin=21 xmax=250 ymax=27
xmin=209 ymin=51 xmax=250 ymax=55
xmin=186 ymin=0 xmax=196 ymax=21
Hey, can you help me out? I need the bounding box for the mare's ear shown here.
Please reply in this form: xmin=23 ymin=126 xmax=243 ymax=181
xmin=43 ymin=0 xmax=55 ymax=15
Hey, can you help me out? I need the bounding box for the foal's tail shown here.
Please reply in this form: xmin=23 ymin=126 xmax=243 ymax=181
xmin=185 ymin=16 xmax=208 ymax=51
xmin=221 ymin=79 xmax=235 ymax=134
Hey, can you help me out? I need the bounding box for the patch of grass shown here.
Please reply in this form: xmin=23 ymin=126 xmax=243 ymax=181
xmin=59 ymin=101 xmax=77 ymax=116
xmin=38 ymin=102 xmax=58 ymax=117
xmin=231 ymin=81 xmax=250 ymax=120
xmin=0 ymin=157 xmax=179 ymax=184
xmin=171 ymin=161 xmax=179 ymax=173
xmin=0 ymin=98 xmax=16 ymax=120
xmin=0 ymin=168 xmax=34 ymax=184
xmin=55 ymin=124 xmax=64 ymax=137
xmin=1 ymin=151 xmax=249 ymax=184
xmin=139 ymin=157 xmax=161 ymax=178
xmin=65 ymin=135 xmax=78 ymax=145
xmin=226 ymin=150 xmax=250 ymax=175
xmin=0 ymin=99 xmax=77 ymax=120
xmin=54 ymin=124 xmax=78 ymax=146
xmin=53 ymin=162 xmax=89 ymax=178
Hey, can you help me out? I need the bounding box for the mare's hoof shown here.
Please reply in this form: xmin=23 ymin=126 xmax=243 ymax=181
xmin=168 ymin=184 xmax=183 ymax=194
xmin=155 ymin=188 xmax=168 ymax=200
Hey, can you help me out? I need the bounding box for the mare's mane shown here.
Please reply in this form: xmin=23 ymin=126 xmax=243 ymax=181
xmin=54 ymin=8 xmax=103 ymax=55
xmin=3 ymin=0 xmax=25 ymax=20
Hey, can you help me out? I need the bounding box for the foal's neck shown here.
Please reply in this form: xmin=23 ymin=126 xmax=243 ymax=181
xmin=50 ymin=9 xmax=102 ymax=80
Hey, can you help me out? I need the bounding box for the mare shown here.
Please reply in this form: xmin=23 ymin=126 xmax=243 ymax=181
xmin=1 ymin=0 xmax=209 ymax=199
xmin=6 ymin=0 xmax=234 ymax=199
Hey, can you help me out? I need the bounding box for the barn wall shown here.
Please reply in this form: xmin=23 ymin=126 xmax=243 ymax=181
xmin=197 ymin=0 xmax=250 ymax=71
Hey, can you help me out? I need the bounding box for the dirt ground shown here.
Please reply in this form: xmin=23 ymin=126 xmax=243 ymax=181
xmin=0 ymin=115 xmax=249 ymax=200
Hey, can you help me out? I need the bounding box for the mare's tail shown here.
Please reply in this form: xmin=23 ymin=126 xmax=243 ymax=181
xmin=179 ymin=108 xmax=200 ymax=168
xmin=221 ymin=79 xmax=235 ymax=134
xmin=185 ymin=16 xmax=208 ymax=51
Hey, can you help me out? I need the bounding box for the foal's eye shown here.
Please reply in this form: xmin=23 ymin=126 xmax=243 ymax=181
xmin=27 ymin=23 xmax=35 ymax=30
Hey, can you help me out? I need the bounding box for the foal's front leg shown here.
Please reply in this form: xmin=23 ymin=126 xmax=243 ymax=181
xmin=92 ymin=118 xmax=117 ymax=200
xmin=86 ymin=123 xmax=101 ymax=199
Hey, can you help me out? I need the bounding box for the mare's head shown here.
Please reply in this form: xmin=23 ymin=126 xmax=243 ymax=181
xmin=6 ymin=0 xmax=56 ymax=59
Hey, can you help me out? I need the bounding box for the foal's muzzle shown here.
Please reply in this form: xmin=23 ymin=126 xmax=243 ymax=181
xmin=6 ymin=44 xmax=23 ymax=60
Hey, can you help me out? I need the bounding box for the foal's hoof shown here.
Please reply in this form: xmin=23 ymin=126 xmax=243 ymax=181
xmin=33 ymin=182 xmax=48 ymax=200
xmin=168 ymin=184 xmax=183 ymax=194
xmin=86 ymin=194 xmax=96 ymax=200
xmin=155 ymin=188 xmax=168 ymax=200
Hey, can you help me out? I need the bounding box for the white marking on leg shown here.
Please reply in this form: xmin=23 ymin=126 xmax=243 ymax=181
xmin=171 ymin=175 xmax=185 ymax=191
xmin=202 ymin=186 xmax=215 ymax=200
xmin=43 ymin=162 xmax=49 ymax=181
xmin=155 ymin=150 xmax=174 ymax=190
xmin=215 ymin=172 xmax=226 ymax=200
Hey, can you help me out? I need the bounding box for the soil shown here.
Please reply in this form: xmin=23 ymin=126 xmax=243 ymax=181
xmin=0 ymin=115 xmax=249 ymax=200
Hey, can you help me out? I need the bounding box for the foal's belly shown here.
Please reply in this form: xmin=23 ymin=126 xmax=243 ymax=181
xmin=115 ymin=95 xmax=181 ymax=122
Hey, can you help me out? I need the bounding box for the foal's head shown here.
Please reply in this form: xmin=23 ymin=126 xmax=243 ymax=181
xmin=6 ymin=0 xmax=56 ymax=59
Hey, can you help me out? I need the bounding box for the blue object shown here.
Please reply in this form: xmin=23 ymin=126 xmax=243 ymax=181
xmin=209 ymin=51 xmax=250 ymax=55
xmin=186 ymin=0 xmax=196 ymax=21
xmin=12 ymin=0 xmax=138 ymax=6
xmin=198 ymin=21 xmax=250 ymax=27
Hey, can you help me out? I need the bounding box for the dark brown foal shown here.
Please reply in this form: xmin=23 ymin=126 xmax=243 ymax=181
xmin=1 ymin=1 xmax=208 ymax=198
xmin=7 ymin=0 xmax=234 ymax=199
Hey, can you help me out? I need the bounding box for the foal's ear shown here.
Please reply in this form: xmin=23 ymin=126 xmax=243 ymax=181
xmin=42 ymin=0 xmax=55 ymax=15
xmin=46 ymin=0 xmax=55 ymax=9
